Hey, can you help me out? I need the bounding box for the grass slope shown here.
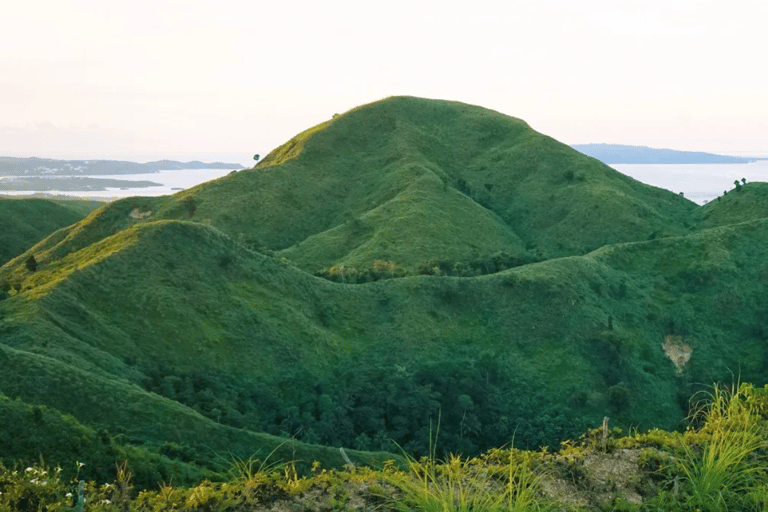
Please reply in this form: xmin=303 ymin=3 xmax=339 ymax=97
xmin=0 ymin=197 xmax=92 ymax=266
xmin=209 ymin=96 xmax=695 ymax=268
xmin=3 ymin=215 xmax=768 ymax=464
xmin=29 ymin=97 xmax=696 ymax=276
xmin=694 ymin=181 xmax=768 ymax=228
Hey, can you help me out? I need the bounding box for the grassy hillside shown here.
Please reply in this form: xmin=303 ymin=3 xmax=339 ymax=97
xmin=694 ymin=181 xmax=768 ymax=228
xmin=1 ymin=96 xmax=766 ymax=488
xmin=25 ymin=97 xmax=696 ymax=277
xmin=3 ymin=215 xmax=768 ymax=463
xmin=0 ymin=197 xmax=98 ymax=266
xmin=189 ymin=97 xmax=696 ymax=270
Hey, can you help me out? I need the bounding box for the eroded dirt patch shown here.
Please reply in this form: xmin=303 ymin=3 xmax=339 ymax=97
xmin=542 ymin=447 xmax=650 ymax=509
xmin=130 ymin=208 xmax=152 ymax=219
xmin=662 ymin=335 xmax=692 ymax=373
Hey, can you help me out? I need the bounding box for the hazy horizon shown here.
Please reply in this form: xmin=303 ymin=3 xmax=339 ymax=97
xmin=1 ymin=140 xmax=765 ymax=166
xmin=3 ymin=1 xmax=766 ymax=160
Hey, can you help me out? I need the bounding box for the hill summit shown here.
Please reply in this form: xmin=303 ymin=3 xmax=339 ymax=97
xmin=29 ymin=96 xmax=696 ymax=279
xmin=177 ymin=96 xmax=695 ymax=274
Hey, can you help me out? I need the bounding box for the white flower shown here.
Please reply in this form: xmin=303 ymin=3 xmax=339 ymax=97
xmin=26 ymin=467 xmax=34 ymax=472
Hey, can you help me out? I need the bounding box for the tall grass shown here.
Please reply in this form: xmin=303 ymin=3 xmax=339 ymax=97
xmin=388 ymin=450 xmax=550 ymax=512
xmin=680 ymin=383 xmax=768 ymax=512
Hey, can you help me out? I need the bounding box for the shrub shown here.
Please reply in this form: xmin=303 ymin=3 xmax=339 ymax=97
xmin=25 ymin=255 xmax=37 ymax=272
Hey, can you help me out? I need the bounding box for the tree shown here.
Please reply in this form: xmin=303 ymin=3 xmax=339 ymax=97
xmin=25 ymin=254 xmax=37 ymax=272
xmin=253 ymin=154 xmax=260 ymax=163
xmin=742 ymin=177 xmax=747 ymax=185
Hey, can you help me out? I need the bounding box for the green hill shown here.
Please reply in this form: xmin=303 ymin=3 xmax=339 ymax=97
xmin=17 ymin=97 xmax=695 ymax=276
xmin=694 ymin=181 xmax=768 ymax=228
xmin=168 ymin=96 xmax=695 ymax=271
xmin=0 ymin=197 xmax=99 ymax=266
xmin=1 ymin=96 xmax=766 ymax=487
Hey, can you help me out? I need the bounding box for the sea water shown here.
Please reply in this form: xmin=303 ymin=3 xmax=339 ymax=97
xmin=2 ymin=160 xmax=768 ymax=205
xmin=0 ymin=168 xmax=238 ymax=200
xmin=613 ymin=158 xmax=768 ymax=205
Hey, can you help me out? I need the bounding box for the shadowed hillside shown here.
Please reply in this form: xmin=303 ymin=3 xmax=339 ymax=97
xmin=2 ymin=96 xmax=767 ymax=487
xmin=0 ymin=197 xmax=99 ymax=266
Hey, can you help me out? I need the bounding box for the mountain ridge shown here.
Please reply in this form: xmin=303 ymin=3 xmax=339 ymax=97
xmin=572 ymin=143 xmax=764 ymax=164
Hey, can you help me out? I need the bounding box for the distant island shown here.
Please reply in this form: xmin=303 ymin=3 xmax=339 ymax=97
xmin=0 ymin=156 xmax=243 ymax=176
xmin=0 ymin=176 xmax=162 ymax=192
xmin=571 ymin=144 xmax=764 ymax=164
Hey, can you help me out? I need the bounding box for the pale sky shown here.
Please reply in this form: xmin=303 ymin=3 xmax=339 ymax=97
xmin=2 ymin=0 xmax=766 ymax=164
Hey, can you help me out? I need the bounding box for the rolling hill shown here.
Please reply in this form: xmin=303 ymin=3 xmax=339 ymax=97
xmin=0 ymin=197 xmax=101 ymax=266
xmin=2 ymin=96 xmax=767 ymax=487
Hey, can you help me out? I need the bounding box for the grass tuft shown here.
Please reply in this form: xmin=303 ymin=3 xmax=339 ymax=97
xmin=388 ymin=449 xmax=552 ymax=512
xmin=679 ymin=383 xmax=768 ymax=512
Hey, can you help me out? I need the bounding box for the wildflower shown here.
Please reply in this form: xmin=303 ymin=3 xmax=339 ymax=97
xmin=26 ymin=467 xmax=34 ymax=472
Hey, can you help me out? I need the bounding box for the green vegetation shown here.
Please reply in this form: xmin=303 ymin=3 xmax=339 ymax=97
xmin=0 ymin=197 xmax=97 ymax=265
xmin=3 ymin=382 xmax=768 ymax=511
xmin=387 ymin=449 xmax=550 ymax=512
xmin=10 ymin=97 xmax=695 ymax=275
xmin=2 ymin=96 xmax=768 ymax=502
xmin=677 ymin=384 xmax=768 ymax=511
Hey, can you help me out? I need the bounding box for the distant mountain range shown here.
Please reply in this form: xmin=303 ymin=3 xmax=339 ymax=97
xmin=0 ymin=157 xmax=243 ymax=176
xmin=572 ymin=143 xmax=764 ymax=164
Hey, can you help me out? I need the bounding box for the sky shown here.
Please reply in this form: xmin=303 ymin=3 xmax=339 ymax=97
xmin=2 ymin=0 xmax=766 ymax=164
